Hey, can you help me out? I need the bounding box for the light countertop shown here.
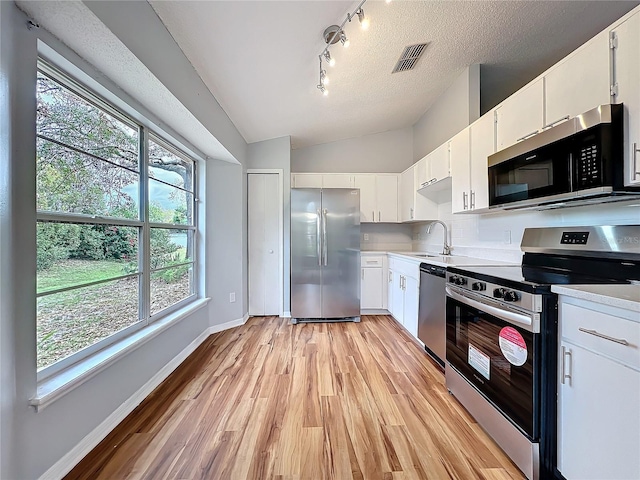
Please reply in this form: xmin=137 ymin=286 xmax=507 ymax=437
xmin=551 ymin=284 xmax=640 ymax=313
xmin=363 ymin=251 xmax=518 ymax=268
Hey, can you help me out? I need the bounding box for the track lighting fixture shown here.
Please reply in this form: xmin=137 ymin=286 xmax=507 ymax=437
xmin=323 ymin=50 xmax=335 ymax=68
xmin=316 ymin=0 xmax=390 ymax=95
xmin=356 ymin=8 xmax=369 ymax=30
xmin=340 ymin=31 xmax=350 ymax=48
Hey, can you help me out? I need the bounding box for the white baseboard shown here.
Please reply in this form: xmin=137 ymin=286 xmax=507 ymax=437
xmin=209 ymin=313 xmax=249 ymax=334
xmin=39 ymin=315 xmax=248 ymax=480
xmin=361 ymin=309 xmax=391 ymax=315
xmin=282 ymin=311 xmax=291 ymax=318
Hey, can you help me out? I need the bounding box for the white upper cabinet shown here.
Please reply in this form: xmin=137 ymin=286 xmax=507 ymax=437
xmin=353 ymin=174 xmax=398 ymax=223
xmin=450 ymin=128 xmax=471 ymax=213
xmin=611 ymin=11 xmax=640 ymax=186
xmin=353 ymin=174 xmax=376 ymax=222
xmin=291 ymin=173 xmax=323 ymax=188
xmin=429 ymin=142 xmax=451 ymax=183
xmin=469 ymin=112 xmax=494 ymax=212
xmin=544 ymin=30 xmax=612 ymax=127
xmin=414 ymin=156 xmax=429 ymax=189
xmin=376 ymin=175 xmax=399 ymax=223
xmin=322 ymin=174 xmax=354 ymax=188
xmin=496 ymin=78 xmax=544 ymax=151
xmin=399 ymin=167 xmax=415 ymax=222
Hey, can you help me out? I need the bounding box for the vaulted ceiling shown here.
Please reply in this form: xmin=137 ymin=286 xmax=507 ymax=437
xmin=150 ymin=1 xmax=637 ymax=149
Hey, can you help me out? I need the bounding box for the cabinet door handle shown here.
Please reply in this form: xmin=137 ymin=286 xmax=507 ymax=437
xmin=378 ymin=211 xmax=381 ymax=222
xmin=470 ymin=190 xmax=475 ymax=210
xmin=462 ymin=192 xmax=468 ymax=210
xmin=410 ymin=207 xmax=414 ymax=219
xmin=543 ymin=115 xmax=570 ymax=130
xmin=372 ymin=211 xmax=375 ymax=222
xmin=516 ymin=130 xmax=539 ymax=142
xmin=389 ymin=271 xmax=393 ymax=283
xmin=634 ymin=143 xmax=640 ymax=177
xmin=578 ymin=328 xmax=630 ymax=346
xmin=362 ymin=269 xmax=365 ymax=280
xmin=561 ymin=346 xmax=572 ymax=385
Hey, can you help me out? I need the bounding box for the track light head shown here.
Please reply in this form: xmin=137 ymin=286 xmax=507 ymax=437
xmin=317 ymin=84 xmax=328 ymax=96
xmin=323 ymin=50 xmax=335 ymax=67
xmin=320 ymin=70 xmax=329 ymax=86
xmin=357 ymin=8 xmax=369 ymax=29
xmin=340 ymin=31 xmax=350 ymax=48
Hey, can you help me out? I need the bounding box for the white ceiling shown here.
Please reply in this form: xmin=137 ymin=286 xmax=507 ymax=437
xmin=15 ymin=0 xmax=238 ymax=163
xmin=150 ymin=0 xmax=637 ymax=150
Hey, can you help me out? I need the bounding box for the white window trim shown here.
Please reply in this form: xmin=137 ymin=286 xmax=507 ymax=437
xmin=35 ymin=57 xmax=202 ymax=383
xmin=30 ymin=297 xmax=210 ymax=412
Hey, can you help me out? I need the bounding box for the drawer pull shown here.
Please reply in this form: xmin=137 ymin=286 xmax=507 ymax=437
xmin=365 ymin=260 xmax=378 ymax=264
xmin=578 ymin=328 xmax=630 ymax=346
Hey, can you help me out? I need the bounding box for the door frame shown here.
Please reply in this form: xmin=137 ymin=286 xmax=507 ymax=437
xmin=247 ymin=169 xmax=284 ymax=317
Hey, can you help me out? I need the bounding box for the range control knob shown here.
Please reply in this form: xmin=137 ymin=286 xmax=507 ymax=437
xmin=448 ymin=275 xmax=458 ymax=284
xmin=493 ymin=288 xmax=506 ymax=299
xmin=503 ymin=290 xmax=520 ymax=302
xmin=454 ymin=276 xmax=467 ymax=286
xmin=472 ymin=282 xmax=486 ymax=291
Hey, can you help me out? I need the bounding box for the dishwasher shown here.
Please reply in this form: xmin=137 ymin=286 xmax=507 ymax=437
xmin=418 ymin=263 xmax=446 ymax=368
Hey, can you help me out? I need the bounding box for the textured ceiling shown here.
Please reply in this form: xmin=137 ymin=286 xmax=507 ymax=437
xmin=15 ymin=0 xmax=237 ymax=163
xmin=150 ymin=0 xmax=637 ymax=149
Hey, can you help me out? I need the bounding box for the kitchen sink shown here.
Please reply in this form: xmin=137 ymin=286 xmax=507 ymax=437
xmin=411 ymin=254 xmax=439 ymax=258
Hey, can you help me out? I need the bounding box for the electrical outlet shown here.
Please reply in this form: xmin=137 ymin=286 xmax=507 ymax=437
xmin=229 ymin=292 xmax=236 ymax=303
xmin=363 ymin=233 xmax=369 ymax=241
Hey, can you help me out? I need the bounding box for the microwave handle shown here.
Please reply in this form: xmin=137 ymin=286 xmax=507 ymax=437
xmin=634 ymin=143 xmax=640 ymax=177
xmin=446 ymin=285 xmax=538 ymax=333
xmin=543 ymin=115 xmax=570 ymax=130
xmin=516 ymin=130 xmax=539 ymax=142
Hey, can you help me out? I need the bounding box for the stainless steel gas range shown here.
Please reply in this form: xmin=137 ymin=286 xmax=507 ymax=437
xmin=444 ymin=225 xmax=640 ymax=480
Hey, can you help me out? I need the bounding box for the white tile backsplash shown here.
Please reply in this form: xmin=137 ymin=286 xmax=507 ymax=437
xmin=412 ymin=198 xmax=640 ymax=262
xmin=360 ymin=223 xmax=413 ymax=251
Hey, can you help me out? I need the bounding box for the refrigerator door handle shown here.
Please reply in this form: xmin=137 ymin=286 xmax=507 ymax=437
xmin=322 ymin=208 xmax=328 ymax=266
xmin=316 ymin=209 xmax=322 ymax=266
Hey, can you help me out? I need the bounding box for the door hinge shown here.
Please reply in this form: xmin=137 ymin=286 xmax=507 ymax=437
xmin=609 ymin=32 xmax=618 ymax=50
xmin=610 ymin=83 xmax=619 ymax=97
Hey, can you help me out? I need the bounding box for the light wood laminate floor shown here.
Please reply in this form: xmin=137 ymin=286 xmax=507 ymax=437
xmin=65 ymin=315 xmax=524 ymax=480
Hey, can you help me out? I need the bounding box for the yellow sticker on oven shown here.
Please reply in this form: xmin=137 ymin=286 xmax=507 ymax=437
xmin=499 ymin=327 xmax=528 ymax=366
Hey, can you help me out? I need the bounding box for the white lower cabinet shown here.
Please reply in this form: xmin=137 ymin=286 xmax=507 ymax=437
xmin=388 ymin=257 xmax=420 ymax=339
xmin=361 ymin=254 xmax=386 ymax=310
xmin=557 ymin=299 xmax=640 ymax=480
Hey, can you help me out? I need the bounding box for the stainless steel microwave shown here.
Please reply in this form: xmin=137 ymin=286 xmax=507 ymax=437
xmin=488 ymin=104 xmax=640 ymax=210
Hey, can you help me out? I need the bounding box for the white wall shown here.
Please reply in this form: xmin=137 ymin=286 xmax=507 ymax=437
xmin=412 ymin=65 xmax=480 ymax=161
xmin=247 ymin=136 xmax=292 ymax=314
xmin=291 ymin=127 xmax=413 ymax=173
xmin=84 ymin=0 xmax=247 ymax=165
xmin=361 ymin=224 xmax=413 ymax=252
xmin=412 ymin=200 xmax=640 ymax=263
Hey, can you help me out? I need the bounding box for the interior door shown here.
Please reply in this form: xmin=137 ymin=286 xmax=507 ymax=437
xmin=290 ymin=188 xmax=323 ymax=319
xmin=320 ymin=189 xmax=361 ymax=318
xmin=248 ymin=173 xmax=280 ymax=316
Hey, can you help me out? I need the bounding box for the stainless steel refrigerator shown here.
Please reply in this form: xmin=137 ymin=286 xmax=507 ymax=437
xmin=291 ymin=188 xmax=360 ymax=322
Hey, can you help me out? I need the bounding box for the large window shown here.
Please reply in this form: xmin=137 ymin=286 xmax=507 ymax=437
xmin=36 ymin=62 xmax=197 ymax=375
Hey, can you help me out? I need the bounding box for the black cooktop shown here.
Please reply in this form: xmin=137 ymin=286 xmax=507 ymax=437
xmin=449 ymin=252 xmax=640 ymax=292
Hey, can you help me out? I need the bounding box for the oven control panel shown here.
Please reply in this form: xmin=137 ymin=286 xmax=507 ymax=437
xmin=446 ymin=272 xmax=542 ymax=313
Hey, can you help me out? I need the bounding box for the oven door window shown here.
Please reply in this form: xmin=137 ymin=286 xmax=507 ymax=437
xmin=446 ymin=296 xmax=539 ymax=439
xmin=489 ymin=141 xmax=571 ymax=206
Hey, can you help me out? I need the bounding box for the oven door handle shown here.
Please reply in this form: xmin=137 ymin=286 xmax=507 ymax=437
xmin=446 ymin=286 xmax=539 ymax=333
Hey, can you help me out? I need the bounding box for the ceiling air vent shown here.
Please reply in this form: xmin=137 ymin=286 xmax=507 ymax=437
xmin=392 ymin=43 xmax=428 ymax=74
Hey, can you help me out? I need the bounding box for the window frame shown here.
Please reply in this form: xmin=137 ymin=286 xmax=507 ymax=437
xmin=36 ymin=60 xmax=199 ymax=381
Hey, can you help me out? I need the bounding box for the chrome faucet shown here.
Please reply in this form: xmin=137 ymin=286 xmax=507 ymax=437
xmin=427 ymin=220 xmax=451 ymax=255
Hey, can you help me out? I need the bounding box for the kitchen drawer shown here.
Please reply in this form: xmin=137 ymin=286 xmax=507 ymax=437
xmin=388 ymin=256 xmax=420 ymax=280
xmin=361 ymin=255 xmax=384 ymax=267
xmin=560 ymin=302 xmax=640 ymax=369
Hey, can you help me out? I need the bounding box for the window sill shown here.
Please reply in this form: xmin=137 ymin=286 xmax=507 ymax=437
xmin=30 ymin=297 xmax=210 ymax=412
